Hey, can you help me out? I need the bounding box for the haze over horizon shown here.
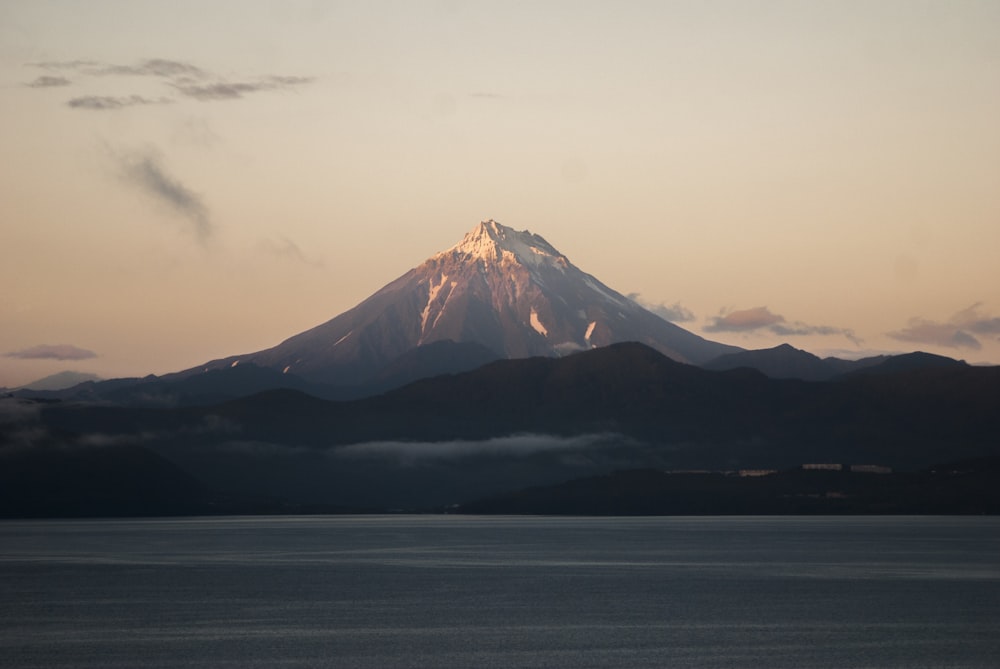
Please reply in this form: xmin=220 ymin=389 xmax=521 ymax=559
xmin=3 ymin=1 xmax=999 ymax=387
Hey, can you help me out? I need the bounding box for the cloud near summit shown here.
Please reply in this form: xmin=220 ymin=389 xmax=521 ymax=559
xmin=627 ymin=294 xmax=695 ymax=323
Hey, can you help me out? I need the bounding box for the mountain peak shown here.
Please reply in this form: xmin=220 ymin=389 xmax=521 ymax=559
xmin=192 ymin=219 xmax=742 ymax=385
xmin=440 ymin=219 xmax=569 ymax=270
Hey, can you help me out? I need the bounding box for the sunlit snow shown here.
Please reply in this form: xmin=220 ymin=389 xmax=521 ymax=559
xmin=530 ymin=308 xmax=548 ymax=337
xmin=421 ymin=274 xmax=449 ymax=334
xmin=431 ymin=281 xmax=459 ymax=331
xmin=441 ymin=219 xmax=567 ymax=271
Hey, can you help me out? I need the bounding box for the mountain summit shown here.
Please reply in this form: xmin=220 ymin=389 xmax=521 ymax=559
xmin=199 ymin=220 xmax=740 ymax=385
xmin=443 ymin=219 xmax=570 ymax=272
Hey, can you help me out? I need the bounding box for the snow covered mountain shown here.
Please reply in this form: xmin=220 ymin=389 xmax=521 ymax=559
xmin=197 ymin=220 xmax=741 ymax=385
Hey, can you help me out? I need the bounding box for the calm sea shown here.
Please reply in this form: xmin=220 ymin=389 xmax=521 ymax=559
xmin=1 ymin=515 xmax=998 ymax=668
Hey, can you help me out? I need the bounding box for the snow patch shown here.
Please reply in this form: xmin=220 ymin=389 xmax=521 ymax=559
xmin=584 ymin=277 xmax=626 ymax=306
xmin=530 ymin=308 xmax=548 ymax=337
xmin=585 ymin=321 xmax=597 ymax=342
xmin=429 ymin=281 xmax=458 ymax=333
xmin=333 ymin=331 xmax=352 ymax=347
xmin=230 ymin=360 xmax=239 ymax=368
xmin=282 ymin=366 xmax=291 ymax=374
xmin=421 ymin=274 xmax=449 ymax=334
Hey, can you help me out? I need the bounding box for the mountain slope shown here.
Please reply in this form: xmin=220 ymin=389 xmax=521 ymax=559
xmin=195 ymin=220 xmax=741 ymax=385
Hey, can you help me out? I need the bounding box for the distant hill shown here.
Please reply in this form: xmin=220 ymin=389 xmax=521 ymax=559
xmin=702 ymin=343 xmax=837 ymax=380
xmin=837 ymin=351 xmax=968 ymax=378
xmin=702 ymin=345 xmax=961 ymax=381
xmin=16 ymin=342 xmax=998 ymax=513
xmin=16 ymin=370 xmax=101 ymax=391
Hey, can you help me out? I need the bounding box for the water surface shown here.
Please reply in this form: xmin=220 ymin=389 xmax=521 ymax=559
xmin=2 ymin=515 xmax=998 ymax=668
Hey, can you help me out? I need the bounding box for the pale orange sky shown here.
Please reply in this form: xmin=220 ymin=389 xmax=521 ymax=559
xmin=2 ymin=1 xmax=999 ymax=387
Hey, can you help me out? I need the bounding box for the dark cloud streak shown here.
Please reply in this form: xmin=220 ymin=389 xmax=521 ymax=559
xmin=29 ymin=59 xmax=100 ymax=70
xmin=26 ymin=75 xmax=71 ymax=87
xmin=31 ymin=58 xmax=204 ymax=79
xmin=68 ymin=95 xmax=172 ymax=110
xmin=112 ymin=147 xmax=211 ymax=242
xmin=98 ymin=59 xmax=206 ymax=78
xmin=174 ymin=76 xmax=314 ymax=101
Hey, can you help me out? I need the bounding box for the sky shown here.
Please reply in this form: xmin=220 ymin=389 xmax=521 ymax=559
xmin=1 ymin=0 xmax=999 ymax=387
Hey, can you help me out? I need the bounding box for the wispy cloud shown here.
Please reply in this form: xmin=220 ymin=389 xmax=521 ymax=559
xmin=888 ymin=319 xmax=980 ymax=350
xmin=887 ymin=303 xmax=1000 ymax=350
xmin=98 ymin=58 xmax=206 ymax=79
xmin=170 ymin=117 xmax=221 ymax=148
xmin=174 ymin=76 xmax=314 ymax=101
xmin=258 ymin=236 xmax=324 ymax=267
xmin=771 ymin=323 xmax=856 ymax=338
xmin=705 ymin=306 xmax=784 ymax=332
xmin=627 ymin=293 xmax=695 ymax=323
xmin=951 ymin=303 xmax=1000 ymax=336
xmin=28 ymin=58 xmax=314 ymax=108
xmin=31 ymin=58 xmax=203 ymax=79
xmin=29 ymin=59 xmax=101 ymax=71
xmin=332 ymin=433 xmax=623 ymax=464
xmin=110 ymin=146 xmax=211 ymax=242
xmin=68 ymin=95 xmax=171 ymax=110
xmin=705 ymin=306 xmax=860 ymax=344
xmin=25 ymin=75 xmax=71 ymax=88
xmin=5 ymin=344 xmax=97 ymax=361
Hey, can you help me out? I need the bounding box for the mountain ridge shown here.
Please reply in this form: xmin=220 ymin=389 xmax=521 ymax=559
xmin=17 ymin=342 xmax=999 ymax=513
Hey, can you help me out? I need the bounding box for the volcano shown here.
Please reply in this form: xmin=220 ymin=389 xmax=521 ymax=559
xmin=197 ymin=220 xmax=740 ymax=385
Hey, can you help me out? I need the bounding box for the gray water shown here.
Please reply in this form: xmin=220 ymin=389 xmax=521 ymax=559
xmin=1 ymin=515 xmax=998 ymax=668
